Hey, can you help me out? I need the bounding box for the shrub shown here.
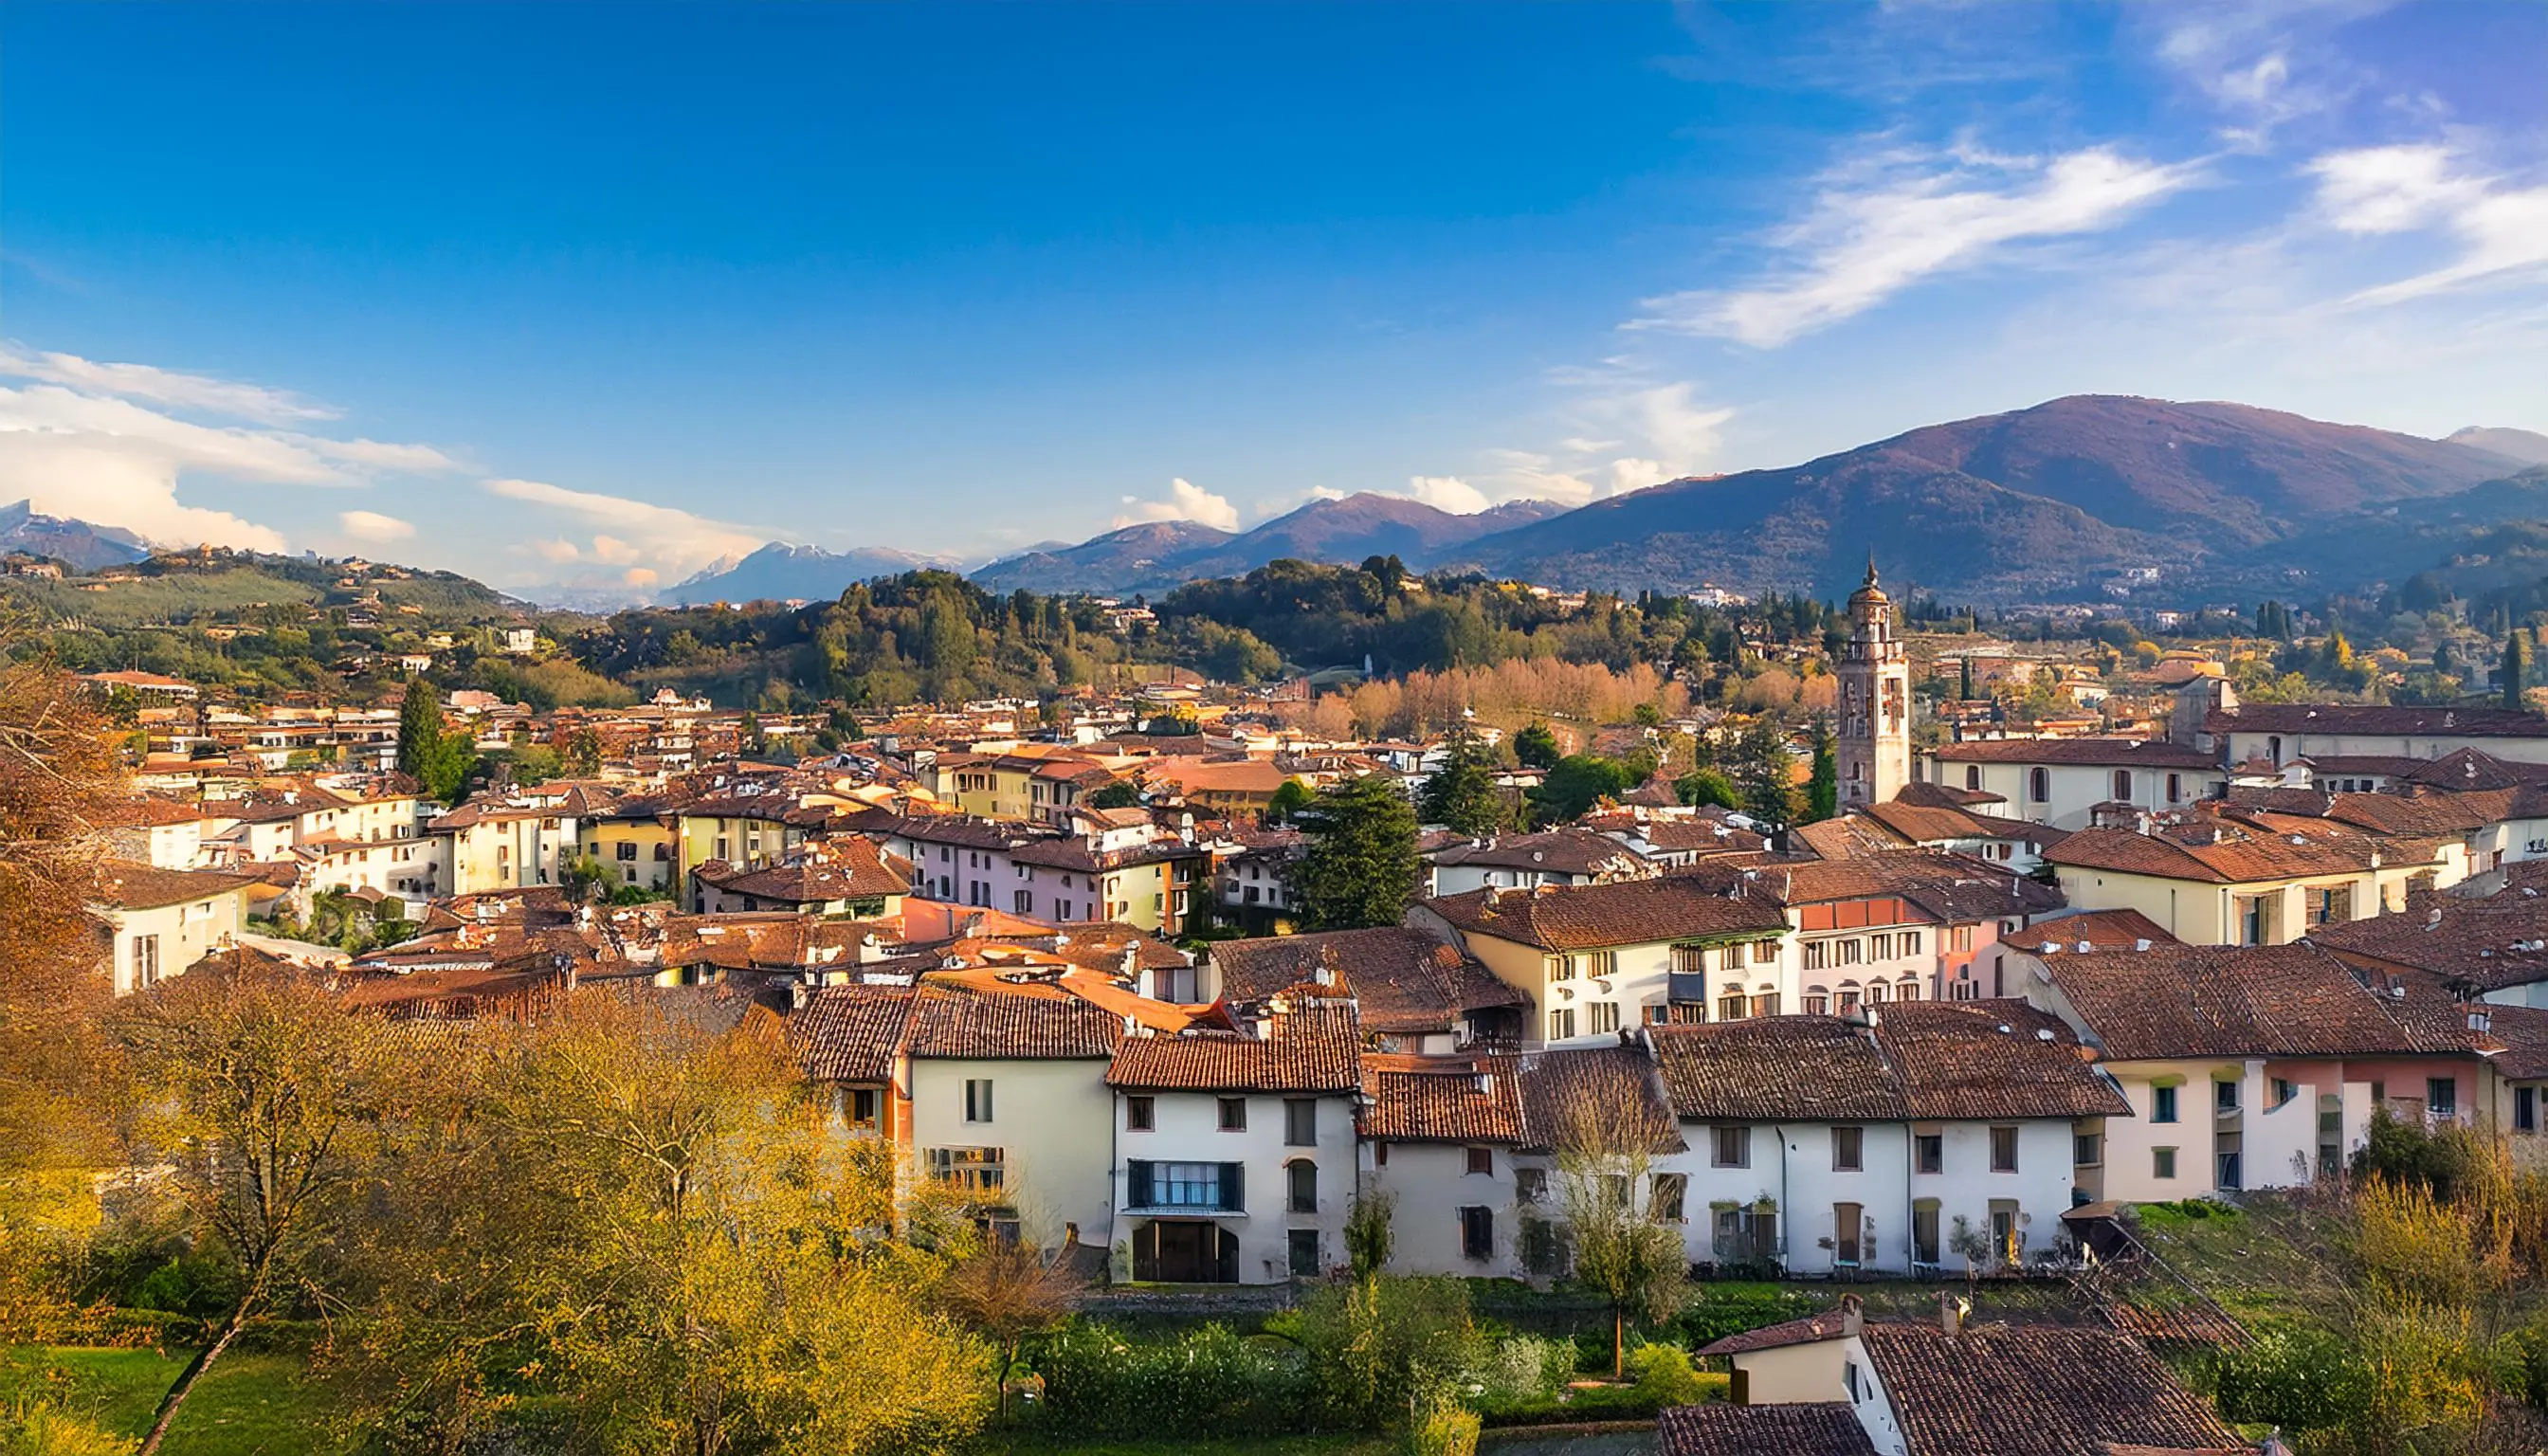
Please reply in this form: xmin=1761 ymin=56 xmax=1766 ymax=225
xmin=1671 ymin=1284 xmax=1821 ymax=1347
xmin=1627 ymin=1342 xmax=1704 ymax=1407
xmin=1283 ymin=1276 xmax=1486 ymax=1431
xmin=1034 ymin=1320 xmax=1312 ymax=1440
xmin=1405 ymin=1404 xmax=1481 ymax=1456
xmin=2209 ymin=1326 xmax=2373 ymax=1434
xmin=1476 ymin=1336 xmax=1574 ymax=1405
xmin=0 ymin=1407 xmax=128 ymax=1456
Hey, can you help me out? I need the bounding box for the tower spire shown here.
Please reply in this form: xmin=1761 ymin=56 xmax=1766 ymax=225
xmin=1864 ymin=549 xmax=1879 ymax=589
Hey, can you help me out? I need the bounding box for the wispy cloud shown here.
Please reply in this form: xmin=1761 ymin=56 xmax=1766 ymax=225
xmin=1113 ymin=477 xmax=1240 ymax=532
xmin=2145 ymin=0 xmax=2384 ymax=147
xmin=2307 ymin=144 xmax=2548 ymax=306
xmin=0 ymin=346 xmax=458 ymax=552
xmin=0 ymin=341 xmax=340 ymax=425
xmin=1635 ymin=145 xmax=2203 ymax=348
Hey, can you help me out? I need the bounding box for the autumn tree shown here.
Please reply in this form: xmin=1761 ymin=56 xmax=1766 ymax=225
xmin=112 ymin=960 xmax=403 ymax=1456
xmin=338 ymin=994 xmax=991 ymax=1455
xmin=1289 ymin=775 xmax=1421 ymax=930
xmin=941 ymin=1239 xmax=1083 ymax=1419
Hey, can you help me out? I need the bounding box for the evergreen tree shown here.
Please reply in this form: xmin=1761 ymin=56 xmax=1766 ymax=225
xmin=1673 ymin=767 xmax=1741 ymax=810
xmin=1265 ymin=777 xmax=1314 ymax=825
xmin=2509 ymin=629 xmax=2533 ymax=712
xmin=396 ymin=678 xmax=443 ymax=784
xmin=1419 ymin=732 xmax=1509 ymax=836
xmin=1958 ymin=655 xmax=1974 ymax=701
xmin=1806 ymin=717 xmax=1838 ymax=824
xmin=1512 ymin=721 xmax=1561 ymax=770
xmin=1288 ymin=775 xmax=1421 ymax=930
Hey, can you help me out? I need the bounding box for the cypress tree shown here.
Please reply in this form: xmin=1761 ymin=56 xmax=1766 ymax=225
xmin=396 ymin=678 xmax=443 ymax=784
xmin=2505 ymin=630 xmax=2530 ymax=712
xmin=1806 ymin=717 xmax=1838 ymax=824
xmin=1958 ymin=655 xmax=1975 ymax=701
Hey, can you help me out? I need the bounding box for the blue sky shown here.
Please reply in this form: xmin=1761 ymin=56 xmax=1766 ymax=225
xmin=5 ymin=1 xmax=2544 ymax=603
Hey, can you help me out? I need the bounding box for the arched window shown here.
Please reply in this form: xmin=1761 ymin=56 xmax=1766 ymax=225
xmin=1965 ymin=766 xmax=1982 ymax=791
xmin=1803 ymin=985 xmax=1831 ymax=1015
xmin=1286 ymin=1158 xmax=1318 ymax=1214
xmin=2029 ymin=767 xmax=2050 ymax=803
xmin=2113 ymin=769 xmax=2133 ymax=801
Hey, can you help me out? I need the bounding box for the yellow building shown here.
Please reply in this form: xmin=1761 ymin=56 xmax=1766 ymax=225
xmin=577 ymin=799 xmax=678 ymax=895
xmin=2044 ymin=809 xmax=2459 ymax=947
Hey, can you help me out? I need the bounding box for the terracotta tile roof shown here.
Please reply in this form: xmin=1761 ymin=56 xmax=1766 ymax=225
xmin=903 ymin=981 xmax=1123 ymax=1060
xmin=1656 ymin=1403 xmax=1876 ymax=1456
xmin=2211 ymin=702 xmax=2548 ymax=740
xmin=2029 ymin=943 xmax=2443 ymax=1060
xmin=1790 ymin=815 xmax=1911 ymax=859
xmin=2320 ymin=788 xmax=2507 ymax=838
xmin=787 ymin=984 xmax=917 ymax=1083
xmin=1426 ymin=877 xmax=1788 ymax=952
xmin=1651 ymin=1007 xmax=2123 ymax=1123
xmin=1359 ymin=1060 xmax=1528 ymax=1142
xmin=89 ymin=860 xmax=261 ymax=910
xmin=1748 ymin=851 xmax=2066 ymax=921
xmin=2400 ymin=746 xmax=2548 ymax=791
xmin=2045 ymin=811 xmax=2386 ymax=884
xmin=1430 ymin=829 xmax=1656 ymax=878
xmin=1691 ymin=1308 xmax=1861 ymax=1356
xmin=695 ymin=837 xmax=914 ymax=903
xmin=2308 ymin=883 xmax=2548 ymax=992
xmin=1106 ymin=1002 xmax=1360 ymax=1092
xmin=2296 ymin=754 xmax=2430 ymax=777
xmin=2000 ymin=909 xmax=2179 ymax=956
xmin=1208 ymin=927 xmax=1523 ymax=1034
xmin=1651 ymin=1017 xmax=1904 ymax=1122
xmin=1929 ymin=737 xmax=2217 ymax=769
xmin=1516 ymin=1042 xmax=1684 ymax=1154
xmin=2482 ymin=1003 xmax=2548 ymax=1082
xmin=1895 ymin=780 xmax=2006 ymax=809
xmin=1860 ymin=1320 xmax=2243 ymax=1456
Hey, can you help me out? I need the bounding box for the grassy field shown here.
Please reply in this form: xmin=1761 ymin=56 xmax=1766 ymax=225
xmin=6 ymin=1347 xmax=353 ymax=1456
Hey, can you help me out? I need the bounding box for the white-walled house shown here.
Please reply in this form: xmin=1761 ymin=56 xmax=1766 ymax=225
xmin=1104 ymin=1000 xmax=1361 ymax=1283
xmin=88 ymin=862 xmax=258 ymax=996
xmin=902 ymin=980 xmax=1123 ymax=1249
xmin=1920 ymin=739 xmax=2224 ymax=831
xmin=1358 ymin=1059 xmax=1530 ymax=1277
xmin=1647 ymin=1003 xmax=2124 ymax=1277
xmin=2011 ymin=941 xmax=2493 ymax=1200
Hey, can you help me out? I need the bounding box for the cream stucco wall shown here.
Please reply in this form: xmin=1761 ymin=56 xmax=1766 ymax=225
xmin=908 ymin=1055 xmax=1116 ymax=1249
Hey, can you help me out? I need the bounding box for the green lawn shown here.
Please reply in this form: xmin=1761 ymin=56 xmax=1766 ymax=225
xmin=8 ymin=1348 xmax=352 ymax=1456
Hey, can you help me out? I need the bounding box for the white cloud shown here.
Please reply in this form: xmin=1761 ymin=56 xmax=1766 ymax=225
xmin=1635 ymin=145 xmax=2201 ymax=348
xmin=2311 ymin=144 xmax=2484 ymax=233
xmin=338 ymin=509 xmax=415 ymax=543
xmin=0 ymin=342 xmax=339 ymax=424
xmin=1253 ymin=485 xmax=1347 ymax=519
xmin=480 ymin=477 xmax=771 ymax=581
xmin=1112 ymin=477 xmax=1240 ymax=532
xmin=2146 ymin=1 xmax=2376 ymax=146
xmin=0 ymin=348 xmax=460 ymax=553
xmin=1403 ymin=475 xmax=1490 ymax=514
xmin=2302 ymin=144 xmax=2548 ymax=307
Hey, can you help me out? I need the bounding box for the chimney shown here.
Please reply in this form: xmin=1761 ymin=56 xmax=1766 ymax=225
xmin=1840 ymin=1293 xmax=1865 ymax=1337
xmin=1938 ymin=1291 xmax=1967 ymax=1339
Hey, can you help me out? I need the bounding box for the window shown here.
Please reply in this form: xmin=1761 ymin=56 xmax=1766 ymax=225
xmin=1802 ymin=940 xmax=1829 ymax=971
xmin=2069 ymin=1130 xmax=2102 ymax=1168
xmin=1126 ymin=1096 xmax=1155 ymax=1131
xmin=927 ymin=1146 xmax=1006 ymax=1193
xmin=1014 ymin=889 xmax=1033 ymax=914
xmin=1912 ymin=1200 xmax=1940 ymax=1265
xmin=2167 ymin=773 xmax=2184 ymax=804
xmin=1753 ymin=939 xmax=1780 ymax=964
xmin=1844 ymin=1360 xmax=1862 ymax=1403
xmin=1132 ymin=1160 xmax=1240 ymax=1210
xmin=1833 ymin=1202 xmax=1864 ymax=1265
xmin=2218 ymin=1150 xmax=2244 ymax=1190
xmin=846 ymin=1088 xmax=880 ymax=1130
xmin=1550 ymin=956 xmax=1577 ymax=982
xmin=1864 ymin=980 xmax=1887 ymax=1005
xmin=1650 ymin=1173 xmax=1686 ymax=1223
xmin=1712 ymin=1125 xmax=1750 ymax=1169
xmin=2270 ymin=1078 xmax=2297 ymax=1110
xmin=964 ymin=1079 xmax=994 ymax=1124
xmin=1460 ymin=1207 xmax=1494 ymax=1261
xmin=1280 ymin=1098 xmax=1319 ymax=1146
xmin=1717 ymin=993 xmax=1747 ymax=1022
xmin=1990 ymin=1126 xmax=2019 ymax=1173
xmin=131 ymin=935 xmax=161 ymax=990
xmin=2429 ymin=1077 xmax=2458 ymax=1119
xmin=1218 ymin=1097 xmax=1248 ymax=1131
xmin=2214 ymin=1079 xmax=2241 ymax=1113
xmin=1515 ymin=1167 xmax=1546 ymax=1204
xmin=2153 ymin=1146 xmax=2178 ymax=1179
xmin=1802 ymin=992 xmax=1829 ymax=1015
xmin=1589 ymin=1002 xmax=1621 ymax=1035
xmin=1868 ymin=933 xmax=1892 ymax=960
xmin=1465 ymin=1145 xmax=1493 ymax=1175
xmin=1833 ymin=1125 xmax=1864 ymax=1172
xmin=1965 ymin=765 xmax=1982 ymax=790
xmin=1902 ymin=931 xmax=1922 ymax=956
xmin=1837 ymin=938 xmax=1864 ymax=966
xmin=1915 ymin=1133 xmax=1943 ymax=1174
xmin=2310 ymin=885 xmax=2353 ymax=926
xmin=1590 ymin=950 xmax=1618 ymax=976
xmin=2029 ymin=767 xmax=2050 ymax=803
xmin=2520 ymin=1086 xmax=2539 ymax=1135
xmin=1288 ymin=1228 xmax=1320 ymax=1277
xmin=2113 ymin=770 xmax=2133 ymax=801
xmin=2153 ymin=1083 xmax=2179 ymax=1123
xmin=1287 ymin=1159 xmax=1318 ymax=1213
xmin=1751 ymin=992 xmax=1781 ymax=1017
xmin=1549 ymin=1008 xmax=1576 ymax=1040
xmin=615 ymin=841 xmax=637 ymax=862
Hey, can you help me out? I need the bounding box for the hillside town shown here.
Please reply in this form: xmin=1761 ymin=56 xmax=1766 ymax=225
xmin=47 ymin=558 xmax=2548 ymax=1451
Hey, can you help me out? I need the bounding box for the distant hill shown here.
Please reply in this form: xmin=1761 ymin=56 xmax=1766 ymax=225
xmin=971 ymin=493 xmax=1567 ymax=595
xmin=664 ymin=542 xmax=958 ymax=606
xmin=2451 ymin=427 xmax=2548 ymax=466
xmin=1459 ymin=395 xmax=2531 ymax=602
xmin=0 ymin=500 xmax=149 ymax=572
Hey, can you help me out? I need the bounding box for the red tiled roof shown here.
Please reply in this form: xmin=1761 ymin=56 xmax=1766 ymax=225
xmin=1656 ymin=1403 xmax=1876 ymax=1456
xmin=1860 ymin=1321 xmax=2242 ymax=1456
xmin=89 ymin=860 xmax=261 ymax=910
xmin=2029 ymin=943 xmax=2449 ymax=1060
xmin=1426 ymin=878 xmax=1788 ymax=952
xmin=903 ymin=982 xmax=1123 ymax=1060
xmin=1999 ymin=909 xmax=2179 ymax=956
xmin=787 ymin=983 xmax=917 ymax=1083
xmin=1650 ymin=1005 xmax=2123 ymax=1123
xmin=1516 ymin=1043 xmax=1684 ymax=1154
xmin=1359 ymin=1060 xmax=1528 ymax=1142
xmin=1106 ymin=1003 xmax=1360 ymax=1092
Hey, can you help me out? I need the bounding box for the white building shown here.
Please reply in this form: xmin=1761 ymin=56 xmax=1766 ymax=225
xmin=87 ymin=862 xmax=258 ymax=996
xmin=1920 ymin=738 xmax=2225 ymax=831
xmin=903 ymin=980 xmax=1123 ymax=1249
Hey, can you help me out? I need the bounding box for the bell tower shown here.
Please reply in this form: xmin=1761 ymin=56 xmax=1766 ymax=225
xmin=1837 ymin=556 xmax=1909 ymax=807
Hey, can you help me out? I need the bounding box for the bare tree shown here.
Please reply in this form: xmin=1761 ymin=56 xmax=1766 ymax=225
xmin=941 ymin=1238 xmax=1083 ymax=1419
xmin=1550 ymin=1101 xmax=1687 ymax=1379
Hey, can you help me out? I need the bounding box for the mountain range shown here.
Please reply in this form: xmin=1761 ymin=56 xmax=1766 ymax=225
xmin=664 ymin=542 xmax=960 ymax=605
xmin=0 ymin=500 xmax=150 ymax=572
